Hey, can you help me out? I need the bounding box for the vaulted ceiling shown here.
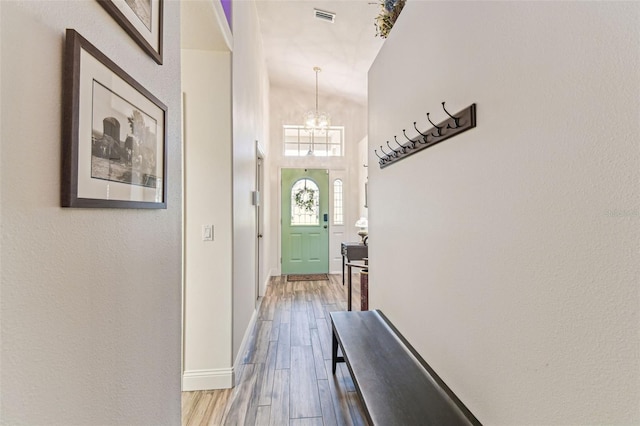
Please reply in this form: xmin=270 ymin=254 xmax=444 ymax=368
xmin=254 ymin=0 xmax=385 ymax=105
xmin=182 ymin=0 xmax=385 ymax=105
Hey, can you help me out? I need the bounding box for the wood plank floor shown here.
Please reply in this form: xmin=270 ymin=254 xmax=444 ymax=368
xmin=182 ymin=273 xmax=369 ymax=426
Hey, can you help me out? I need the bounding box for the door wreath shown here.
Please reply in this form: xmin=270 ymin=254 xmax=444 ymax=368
xmin=294 ymin=186 xmax=316 ymax=212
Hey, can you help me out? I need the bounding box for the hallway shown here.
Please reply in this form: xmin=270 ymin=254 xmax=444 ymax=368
xmin=182 ymin=274 xmax=368 ymax=425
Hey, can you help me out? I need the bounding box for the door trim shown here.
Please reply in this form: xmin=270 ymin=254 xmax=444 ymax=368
xmin=255 ymin=140 xmax=265 ymax=303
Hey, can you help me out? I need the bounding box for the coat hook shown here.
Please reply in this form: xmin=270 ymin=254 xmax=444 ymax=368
xmin=402 ymin=129 xmax=417 ymax=148
xmin=394 ymin=136 xmax=409 ymax=153
xmin=374 ymin=149 xmax=387 ymax=163
xmin=386 ymin=141 xmax=400 ymax=157
xmin=376 ymin=103 xmax=476 ymax=169
xmin=413 ymin=122 xmax=430 ymax=144
xmin=442 ymin=102 xmax=461 ymax=129
xmin=427 ymin=112 xmax=444 ymax=137
xmin=380 ymin=145 xmax=394 ymax=158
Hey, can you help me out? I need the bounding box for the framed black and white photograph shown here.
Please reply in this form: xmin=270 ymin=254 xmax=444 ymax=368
xmin=62 ymin=29 xmax=167 ymax=209
xmin=97 ymin=0 xmax=163 ymax=64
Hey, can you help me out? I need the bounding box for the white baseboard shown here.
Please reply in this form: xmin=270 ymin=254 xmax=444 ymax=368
xmin=233 ymin=305 xmax=260 ymax=385
xmin=261 ymin=268 xmax=274 ymax=295
xmin=182 ymin=368 xmax=234 ymax=391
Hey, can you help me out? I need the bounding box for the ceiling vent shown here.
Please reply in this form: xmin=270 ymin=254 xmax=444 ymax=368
xmin=314 ymin=9 xmax=335 ymax=23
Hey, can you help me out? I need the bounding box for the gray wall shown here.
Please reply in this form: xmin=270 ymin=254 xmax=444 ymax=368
xmin=368 ymin=2 xmax=639 ymax=424
xmin=1 ymin=1 xmax=182 ymax=424
xmin=232 ymin=0 xmax=270 ymax=362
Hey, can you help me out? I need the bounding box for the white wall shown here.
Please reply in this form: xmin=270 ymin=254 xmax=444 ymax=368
xmin=231 ymin=0 xmax=270 ymax=362
xmin=368 ymin=2 xmax=639 ymax=424
xmin=267 ymin=85 xmax=367 ymax=275
xmin=0 ymin=1 xmax=182 ymax=424
xmin=181 ymin=48 xmax=233 ymax=390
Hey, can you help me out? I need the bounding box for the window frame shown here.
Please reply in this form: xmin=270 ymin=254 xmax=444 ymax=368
xmin=283 ymin=125 xmax=345 ymax=157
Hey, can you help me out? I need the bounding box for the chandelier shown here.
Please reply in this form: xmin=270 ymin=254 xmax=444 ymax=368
xmin=304 ymin=67 xmax=330 ymax=133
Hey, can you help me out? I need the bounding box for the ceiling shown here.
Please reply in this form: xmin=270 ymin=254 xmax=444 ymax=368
xmin=254 ymin=0 xmax=385 ymax=105
xmin=181 ymin=0 xmax=385 ymax=105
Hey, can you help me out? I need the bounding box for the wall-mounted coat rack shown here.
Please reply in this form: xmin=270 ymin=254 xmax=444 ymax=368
xmin=375 ymin=102 xmax=476 ymax=168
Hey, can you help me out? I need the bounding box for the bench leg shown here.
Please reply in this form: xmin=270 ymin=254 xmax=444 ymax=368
xmin=347 ymin=264 xmax=352 ymax=311
xmin=332 ymin=329 xmax=338 ymax=374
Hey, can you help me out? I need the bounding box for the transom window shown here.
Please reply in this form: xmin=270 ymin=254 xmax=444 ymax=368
xmin=291 ymin=179 xmax=319 ymax=225
xmin=284 ymin=125 xmax=344 ymax=157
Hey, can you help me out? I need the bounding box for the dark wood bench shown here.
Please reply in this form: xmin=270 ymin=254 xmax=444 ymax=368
xmin=331 ymin=310 xmax=481 ymax=425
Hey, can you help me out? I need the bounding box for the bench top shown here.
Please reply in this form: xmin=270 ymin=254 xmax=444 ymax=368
xmin=330 ymin=310 xmax=480 ymax=426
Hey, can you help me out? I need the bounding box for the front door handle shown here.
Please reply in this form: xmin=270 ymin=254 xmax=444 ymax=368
xmin=323 ymin=225 xmax=327 ymax=229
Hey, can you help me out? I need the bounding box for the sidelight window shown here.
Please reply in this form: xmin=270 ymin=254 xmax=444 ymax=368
xmin=333 ymin=179 xmax=343 ymax=225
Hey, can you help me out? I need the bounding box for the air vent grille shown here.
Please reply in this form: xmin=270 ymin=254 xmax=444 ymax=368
xmin=314 ymin=9 xmax=335 ymax=23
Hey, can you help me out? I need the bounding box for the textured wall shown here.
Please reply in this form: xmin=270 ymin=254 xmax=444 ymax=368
xmin=368 ymin=2 xmax=639 ymax=424
xmin=182 ymin=49 xmax=233 ymax=389
xmin=231 ymin=0 xmax=269 ymax=361
xmin=0 ymin=1 xmax=182 ymax=424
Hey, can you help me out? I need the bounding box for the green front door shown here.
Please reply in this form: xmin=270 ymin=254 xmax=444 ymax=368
xmin=281 ymin=168 xmax=329 ymax=274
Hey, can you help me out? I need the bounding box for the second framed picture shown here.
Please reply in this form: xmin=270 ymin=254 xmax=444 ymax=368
xmin=97 ymin=0 xmax=163 ymax=64
xmin=62 ymin=29 xmax=167 ymax=209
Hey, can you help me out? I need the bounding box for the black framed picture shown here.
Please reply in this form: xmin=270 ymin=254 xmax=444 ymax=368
xmin=97 ymin=0 xmax=163 ymax=64
xmin=62 ymin=29 xmax=167 ymax=209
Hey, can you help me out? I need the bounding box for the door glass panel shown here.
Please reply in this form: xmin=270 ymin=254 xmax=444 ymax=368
xmin=291 ymin=178 xmax=319 ymax=225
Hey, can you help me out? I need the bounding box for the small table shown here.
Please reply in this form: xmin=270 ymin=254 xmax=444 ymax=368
xmin=346 ymin=261 xmax=367 ymax=311
xmin=341 ymin=242 xmax=368 ymax=286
